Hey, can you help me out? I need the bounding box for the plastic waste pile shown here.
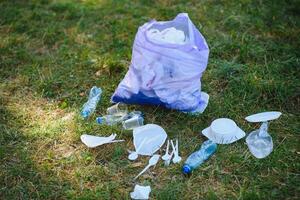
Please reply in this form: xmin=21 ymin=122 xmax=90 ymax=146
xmin=77 ymin=13 xmax=284 ymax=199
xmin=79 ymin=84 xmax=283 ymax=199
xmin=96 ymin=102 xmax=144 ymax=130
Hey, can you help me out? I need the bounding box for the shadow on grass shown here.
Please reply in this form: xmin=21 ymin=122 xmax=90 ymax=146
xmin=0 ymin=95 xmax=73 ymax=199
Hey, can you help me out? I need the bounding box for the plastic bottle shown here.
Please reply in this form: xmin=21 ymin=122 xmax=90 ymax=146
xmin=96 ymin=115 xmax=124 ymax=126
xmin=246 ymin=122 xmax=273 ymax=159
xmin=182 ymin=140 xmax=217 ymax=175
xmin=81 ymin=86 xmax=102 ymax=119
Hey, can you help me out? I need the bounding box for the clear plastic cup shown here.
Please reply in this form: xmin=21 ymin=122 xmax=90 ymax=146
xmin=122 ymin=116 xmax=144 ymax=130
xmin=107 ymin=103 xmax=128 ymax=116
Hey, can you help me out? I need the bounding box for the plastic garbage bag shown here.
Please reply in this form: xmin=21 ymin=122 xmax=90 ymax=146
xmin=111 ymin=13 xmax=209 ymax=113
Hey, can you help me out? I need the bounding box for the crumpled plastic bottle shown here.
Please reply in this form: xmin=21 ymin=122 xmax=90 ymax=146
xmin=246 ymin=122 xmax=273 ymax=159
xmin=182 ymin=140 xmax=217 ymax=175
xmin=81 ymin=86 xmax=102 ymax=119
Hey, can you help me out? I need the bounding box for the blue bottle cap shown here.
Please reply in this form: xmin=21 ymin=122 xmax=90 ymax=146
xmin=96 ymin=117 xmax=103 ymax=124
xmin=182 ymin=165 xmax=191 ymax=174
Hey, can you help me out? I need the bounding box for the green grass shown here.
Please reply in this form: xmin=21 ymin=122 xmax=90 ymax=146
xmin=0 ymin=0 xmax=299 ymax=199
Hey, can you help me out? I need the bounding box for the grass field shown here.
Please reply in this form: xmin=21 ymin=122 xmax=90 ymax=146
xmin=0 ymin=0 xmax=299 ymax=199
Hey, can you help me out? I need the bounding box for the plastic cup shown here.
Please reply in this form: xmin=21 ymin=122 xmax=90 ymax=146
xmin=122 ymin=116 xmax=144 ymax=130
xmin=107 ymin=103 xmax=128 ymax=116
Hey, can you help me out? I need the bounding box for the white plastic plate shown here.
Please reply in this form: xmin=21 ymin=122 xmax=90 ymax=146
xmin=245 ymin=111 xmax=282 ymax=123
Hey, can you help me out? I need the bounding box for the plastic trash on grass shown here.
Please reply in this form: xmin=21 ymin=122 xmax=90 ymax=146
xmin=80 ymin=134 xmax=124 ymax=148
xmin=81 ymin=86 xmax=102 ymax=119
xmin=134 ymin=154 xmax=160 ymax=180
xmin=111 ymin=13 xmax=210 ymax=113
xmin=182 ymin=140 xmax=217 ymax=175
xmin=201 ymin=118 xmax=245 ymax=144
xmin=130 ymin=185 xmax=151 ymax=200
xmin=131 ymin=124 xmax=167 ymax=156
xmin=122 ymin=115 xmax=144 ymax=130
xmin=245 ymin=111 xmax=282 ymax=159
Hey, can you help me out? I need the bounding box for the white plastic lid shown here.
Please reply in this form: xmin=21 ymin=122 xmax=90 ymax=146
xmin=245 ymin=111 xmax=282 ymax=123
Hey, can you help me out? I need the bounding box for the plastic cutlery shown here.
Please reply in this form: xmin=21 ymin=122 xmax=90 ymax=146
xmin=171 ymin=139 xmax=182 ymax=163
xmin=134 ymin=154 xmax=160 ymax=180
xmin=164 ymin=147 xmax=174 ymax=166
xmin=162 ymin=140 xmax=171 ymax=161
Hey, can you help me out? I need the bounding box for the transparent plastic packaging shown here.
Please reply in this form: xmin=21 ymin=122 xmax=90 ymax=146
xmin=245 ymin=111 xmax=282 ymax=159
xmin=122 ymin=115 xmax=144 ymax=130
xmin=107 ymin=103 xmax=128 ymax=116
xmin=246 ymin=122 xmax=273 ymax=159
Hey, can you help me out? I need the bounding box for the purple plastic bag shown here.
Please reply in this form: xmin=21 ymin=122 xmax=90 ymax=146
xmin=111 ymin=13 xmax=209 ymax=113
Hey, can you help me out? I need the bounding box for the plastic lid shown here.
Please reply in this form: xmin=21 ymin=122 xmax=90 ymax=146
xmin=182 ymin=165 xmax=191 ymax=174
xmin=245 ymin=111 xmax=282 ymax=123
xmin=96 ymin=117 xmax=103 ymax=124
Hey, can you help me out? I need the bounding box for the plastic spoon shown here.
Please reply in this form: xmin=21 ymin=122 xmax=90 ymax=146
xmin=162 ymin=140 xmax=171 ymax=161
xmin=134 ymin=154 xmax=160 ymax=180
xmin=128 ymin=138 xmax=147 ymax=161
xmin=164 ymin=148 xmax=174 ymax=166
xmin=171 ymin=139 xmax=182 ymax=163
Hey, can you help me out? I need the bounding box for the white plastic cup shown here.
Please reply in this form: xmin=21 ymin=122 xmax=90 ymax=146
xmin=122 ymin=116 xmax=144 ymax=130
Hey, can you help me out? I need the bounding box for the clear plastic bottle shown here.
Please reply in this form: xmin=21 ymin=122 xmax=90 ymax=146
xmin=81 ymin=86 xmax=102 ymax=119
xmin=182 ymin=140 xmax=217 ymax=175
xmin=246 ymin=122 xmax=273 ymax=159
xmin=96 ymin=115 xmax=124 ymax=126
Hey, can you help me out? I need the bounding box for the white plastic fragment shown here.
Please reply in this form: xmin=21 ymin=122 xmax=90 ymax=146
xmin=245 ymin=111 xmax=282 ymax=123
xmin=130 ymin=184 xmax=151 ymax=200
xmin=80 ymin=134 xmax=124 ymax=148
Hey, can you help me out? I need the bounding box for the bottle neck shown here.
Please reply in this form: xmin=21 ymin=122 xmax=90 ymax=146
xmin=258 ymin=122 xmax=269 ymax=137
